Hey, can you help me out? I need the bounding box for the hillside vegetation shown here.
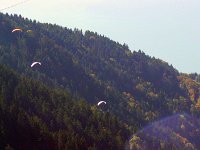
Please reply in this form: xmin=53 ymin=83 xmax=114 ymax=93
xmin=1 ymin=13 xmax=200 ymax=149
xmin=129 ymin=113 xmax=200 ymax=150
xmin=0 ymin=64 xmax=130 ymax=150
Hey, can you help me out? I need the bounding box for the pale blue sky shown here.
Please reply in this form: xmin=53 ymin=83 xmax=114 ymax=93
xmin=1 ymin=0 xmax=200 ymax=73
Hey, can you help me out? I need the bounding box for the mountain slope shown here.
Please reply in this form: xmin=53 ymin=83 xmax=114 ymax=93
xmin=0 ymin=13 xmax=200 ymax=129
xmin=129 ymin=113 xmax=200 ymax=150
xmin=0 ymin=64 xmax=130 ymax=150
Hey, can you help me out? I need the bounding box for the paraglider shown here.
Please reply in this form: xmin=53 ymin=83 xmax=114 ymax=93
xmin=31 ymin=62 xmax=41 ymax=67
xmin=97 ymin=101 xmax=106 ymax=106
xmin=12 ymin=28 xmax=22 ymax=33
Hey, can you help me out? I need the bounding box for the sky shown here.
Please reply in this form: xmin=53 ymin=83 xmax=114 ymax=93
xmin=1 ymin=0 xmax=200 ymax=73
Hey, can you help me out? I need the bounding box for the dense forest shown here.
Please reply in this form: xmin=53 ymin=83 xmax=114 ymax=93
xmin=129 ymin=113 xmax=200 ymax=150
xmin=0 ymin=64 xmax=130 ymax=150
xmin=0 ymin=13 xmax=200 ymax=149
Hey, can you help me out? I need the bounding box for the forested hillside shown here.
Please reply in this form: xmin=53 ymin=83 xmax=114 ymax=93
xmin=1 ymin=13 xmax=200 ymax=149
xmin=0 ymin=64 xmax=130 ymax=150
xmin=129 ymin=113 xmax=200 ymax=150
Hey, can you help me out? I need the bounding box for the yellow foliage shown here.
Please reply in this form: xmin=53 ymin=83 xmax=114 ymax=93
xmin=178 ymin=75 xmax=200 ymax=102
xmin=147 ymin=91 xmax=158 ymax=98
xmin=195 ymin=97 xmax=200 ymax=108
xmin=130 ymin=136 xmax=142 ymax=150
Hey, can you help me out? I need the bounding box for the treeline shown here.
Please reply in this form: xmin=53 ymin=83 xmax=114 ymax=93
xmin=0 ymin=64 xmax=130 ymax=150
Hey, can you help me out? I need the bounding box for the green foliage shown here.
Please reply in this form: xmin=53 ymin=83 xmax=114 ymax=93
xmin=0 ymin=65 xmax=130 ymax=150
xmin=0 ymin=13 xmax=191 ymax=126
xmin=1 ymin=13 xmax=200 ymax=149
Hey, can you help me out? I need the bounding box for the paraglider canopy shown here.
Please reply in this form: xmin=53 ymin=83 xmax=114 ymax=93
xmin=12 ymin=28 xmax=22 ymax=33
xmin=31 ymin=62 xmax=41 ymax=67
xmin=97 ymin=101 xmax=106 ymax=106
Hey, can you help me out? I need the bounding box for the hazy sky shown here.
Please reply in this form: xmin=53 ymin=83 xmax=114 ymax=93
xmin=1 ymin=0 xmax=200 ymax=73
